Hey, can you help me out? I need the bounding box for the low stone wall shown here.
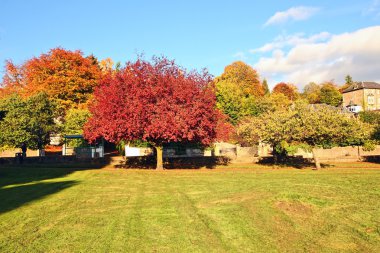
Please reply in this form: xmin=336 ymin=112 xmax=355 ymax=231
xmin=122 ymin=156 xmax=230 ymax=169
xmin=0 ymin=155 xmax=106 ymax=166
xmin=235 ymin=146 xmax=258 ymax=163
xmin=257 ymin=143 xmax=380 ymax=162
xmin=123 ymin=143 xmax=259 ymax=164
xmin=294 ymin=146 xmax=380 ymax=162
xmin=0 ymin=149 xmax=39 ymax=158
xmin=7 ymin=144 xmax=379 ymax=165
xmin=125 ymin=142 xmax=245 ymax=158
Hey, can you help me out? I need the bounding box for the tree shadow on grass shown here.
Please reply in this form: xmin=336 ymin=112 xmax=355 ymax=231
xmin=362 ymin=155 xmax=380 ymax=163
xmin=257 ymin=156 xmax=334 ymax=169
xmin=118 ymin=156 xmax=231 ymax=169
xmin=0 ymin=166 xmax=94 ymax=214
xmin=0 ymin=166 xmax=84 ymax=188
xmin=0 ymin=181 xmax=77 ymax=214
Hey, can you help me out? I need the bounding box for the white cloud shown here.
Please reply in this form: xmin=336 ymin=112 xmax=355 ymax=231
xmin=363 ymin=0 xmax=380 ymax=17
xmin=232 ymin=52 xmax=247 ymax=60
xmin=264 ymin=6 xmax=320 ymax=26
xmin=250 ymin=32 xmax=331 ymax=53
xmin=253 ymin=26 xmax=380 ymax=88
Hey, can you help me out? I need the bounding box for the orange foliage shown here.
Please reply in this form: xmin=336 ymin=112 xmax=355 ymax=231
xmin=272 ymin=82 xmax=299 ymax=101
xmin=1 ymin=48 xmax=102 ymax=111
xmin=99 ymin=58 xmax=114 ymax=73
xmin=0 ymin=60 xmax=25 ymax=98
xmin=219 ymin=61 xmax=264 ymax=97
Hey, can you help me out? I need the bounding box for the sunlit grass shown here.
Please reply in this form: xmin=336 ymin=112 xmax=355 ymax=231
xmin=0 ymin=164 xmax=379 ymax=252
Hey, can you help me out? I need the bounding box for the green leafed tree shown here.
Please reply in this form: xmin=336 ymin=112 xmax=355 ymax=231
xmin=253 ymin=93 xmax=292 ymax=114
xmin=63 ymin=108 xmax=91 ymax=135
xmin=320 ymin=82 xmax=342 ymax=106
xmin=238 ymin=101 xmax=373 ymax=169
xmin=0 ymin=92 xmax=55 ymax=150
xmin=358 ymin=111 xmax=380 ymax=141
xmin=61 ymin=108 xmax=91 ymax=147
xmin=345 ymin=75 xmax=353 ymax=85
xmin=340 ymin=75 xmax=354 ymax=92
xmin=215 ymin=61 xmax=264 ymax=124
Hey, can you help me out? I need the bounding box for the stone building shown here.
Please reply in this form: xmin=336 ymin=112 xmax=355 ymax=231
xmin=342 ymin=81 xmax=380 ymax=112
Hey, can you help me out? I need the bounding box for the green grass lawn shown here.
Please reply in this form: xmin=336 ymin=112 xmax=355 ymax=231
xmin=0 ymin=163 xmax=379 ymax=252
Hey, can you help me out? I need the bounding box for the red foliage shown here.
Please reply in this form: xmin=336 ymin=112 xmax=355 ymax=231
xmin=84 ymin=57 xmax=220 ymax=147
xmin=272 ymin=82 xmax=299 ymax=101
xmin=215 ymin=110 xmax=235 ymax=142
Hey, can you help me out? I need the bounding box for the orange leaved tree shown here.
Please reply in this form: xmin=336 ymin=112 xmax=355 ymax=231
xmin=1 ymin=48 xmax=102 ymax=114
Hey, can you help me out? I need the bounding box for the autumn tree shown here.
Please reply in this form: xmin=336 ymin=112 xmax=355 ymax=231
xmin=99 ymin=58 xmax=114 ymax=73
xmin=0 ymin=92 xmax=55 ymax=150
xmin=272 ymin=82 xmax=299 ymax=101
xmin=0 ymin=60 xmax=25 ymax=98
xmin=262 ymin=79 xmax=270 ymax=95
xmin=1 ymin=48 xmax=102 ymax=114
xmin=320 ymin=82 xmax=342 ymax=106
xmin=253 ymin=93 xmax=292 ymax=114
xmin=84 ymin=57 xmax=220 ymax=170
xmin=302 ymin=82 xmax=321 ymax=104
xmin=215 ymin=61 xmax=264 ymax=124
xmin=238 ymin=101 xmax=372 ymax=169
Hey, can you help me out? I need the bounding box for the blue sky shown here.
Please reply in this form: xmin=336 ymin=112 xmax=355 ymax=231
xmin=1 ymin=0 xmax=380 ymax=88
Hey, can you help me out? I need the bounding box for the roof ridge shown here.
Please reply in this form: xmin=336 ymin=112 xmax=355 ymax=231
xmin=343 ymin=81 xmax=380 ymax=93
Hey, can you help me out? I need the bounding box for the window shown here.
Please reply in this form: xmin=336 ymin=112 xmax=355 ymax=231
xmin=368 ymin=95 xmax=375 ymax=105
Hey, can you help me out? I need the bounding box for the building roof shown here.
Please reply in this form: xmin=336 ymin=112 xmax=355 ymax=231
xmin=342 ymin=81 xmax=380 ymax=93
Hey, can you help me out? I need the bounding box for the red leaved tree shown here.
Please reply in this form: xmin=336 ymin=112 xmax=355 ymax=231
xmin=272 ymin=82 xmax=299 ymax=101
xmin=84 ymin=57 xmax=220 ymax=170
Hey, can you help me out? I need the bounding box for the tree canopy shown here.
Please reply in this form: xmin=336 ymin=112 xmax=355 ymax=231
xmin=302 ymin=82 xmax=321 ymax=104
xmin=0 ymin=92 xmax=55 ymax=150
xmin=272 ymin=82 xmax=299 ymax=101
xmin=340 ymin=75 xmax=354 ymax=92
xmin=1 ymin=48 xmax=102 ymax=114
xmin=215 ymin=61 xmax=264 ymax=124
xmin=319 ymin=82 xmax=342 ymax=107
xmin=62 ymin=108 xmax=91 ymax=135
xmin=262 ymin=79 xmax=270 ymax=95
xmin=238 ymin=101 xmax=372 ymax=168
xmin=84 ymin=57 xmax=221 ymax=169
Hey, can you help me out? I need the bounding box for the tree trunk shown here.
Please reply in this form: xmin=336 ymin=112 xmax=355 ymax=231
xmin=272 ymin=143 xmax=279 ymax=164
xmin=273 ymin=152 xmax=278 ymax=164
xmin=156 ymin=146 xmax=164 ymax=170
xmin=312 ymin=148 xmax=321 ymax=170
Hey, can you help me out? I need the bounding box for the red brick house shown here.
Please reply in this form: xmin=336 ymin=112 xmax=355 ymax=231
xmin=342 ymin=81 xmax=380 ymax=112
